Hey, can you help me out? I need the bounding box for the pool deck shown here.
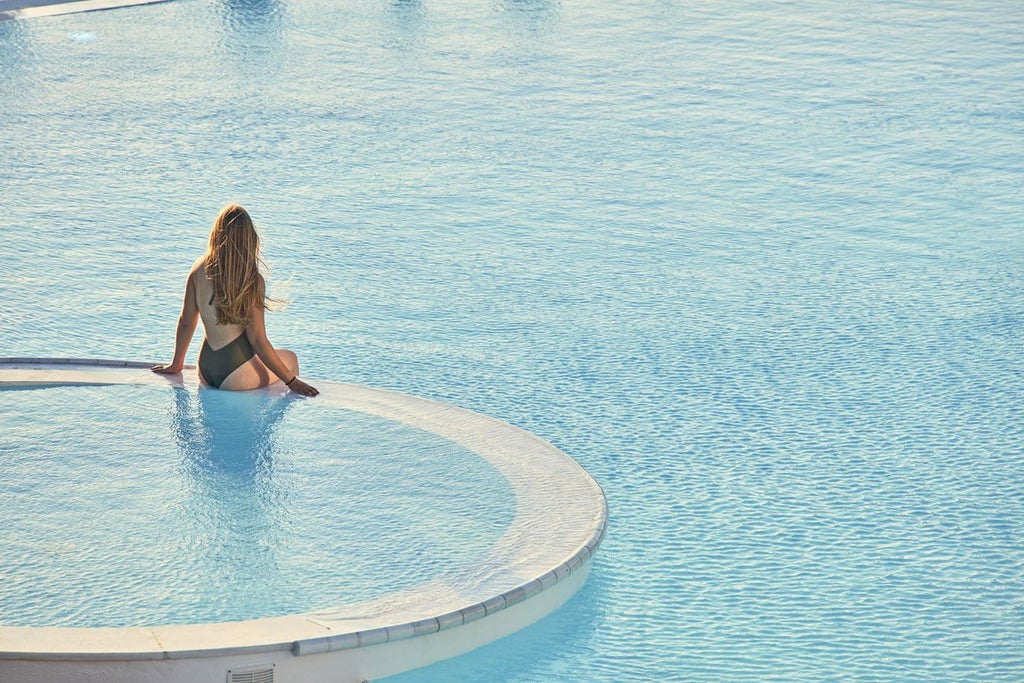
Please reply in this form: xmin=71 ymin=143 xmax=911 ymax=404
xmin=0 ymin=0 xmax=174 ymax=22
xmin=0 ymin=358 xmax=607 ymax=683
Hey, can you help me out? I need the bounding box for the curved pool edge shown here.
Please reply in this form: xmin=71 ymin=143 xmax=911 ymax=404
xmin=0 ymin=358 xmax=607 ymax=683
xmin=0 ymin=0 xmax=177 ymax=23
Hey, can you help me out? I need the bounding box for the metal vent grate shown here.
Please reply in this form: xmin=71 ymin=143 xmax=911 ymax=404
xmin=227 ymin=664 xmax=275 ymax=683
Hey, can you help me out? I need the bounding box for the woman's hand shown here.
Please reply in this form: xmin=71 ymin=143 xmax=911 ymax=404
xmin=286 ymin=377 xmax=319 ymax=397
xmin=151 ymin=363 xmax=183 ymax=375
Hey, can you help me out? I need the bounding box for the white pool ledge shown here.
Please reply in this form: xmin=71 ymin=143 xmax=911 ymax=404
xmin=0 ymin=0 xmax=176 ymax=22
xmin=0 ymin=358 xmax=607 ymax=683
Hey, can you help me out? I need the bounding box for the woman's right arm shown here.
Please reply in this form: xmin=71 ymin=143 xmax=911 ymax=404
xmin=152 ymin=273 xmax=199 ymax=375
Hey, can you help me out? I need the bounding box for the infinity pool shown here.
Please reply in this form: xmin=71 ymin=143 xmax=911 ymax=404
xmin=1 ymin=0 xmax=1022 ymax=680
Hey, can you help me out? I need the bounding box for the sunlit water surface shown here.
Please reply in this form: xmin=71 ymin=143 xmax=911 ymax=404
xmin=1 ymin=0 xmax=1021 ymax=679
xmin=0 ymin=384 xmax=513 ymax=627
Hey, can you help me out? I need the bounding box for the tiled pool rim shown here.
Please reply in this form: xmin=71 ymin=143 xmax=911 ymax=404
xmin=0 ymin=358 xmax=607 ymax=681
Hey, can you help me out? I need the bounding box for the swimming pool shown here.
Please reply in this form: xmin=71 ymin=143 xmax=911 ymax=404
xmin=1 ymin=0 xmax=1022 ymax=680
xmin=0 ymin=381 xmax=516 ymax=628
xmin=0 ymin=360 xmax=606 ymax=681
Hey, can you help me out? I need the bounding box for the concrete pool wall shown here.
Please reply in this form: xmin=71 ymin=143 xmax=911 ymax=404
xmin=0 ymin=359 xmax=607 ymax=683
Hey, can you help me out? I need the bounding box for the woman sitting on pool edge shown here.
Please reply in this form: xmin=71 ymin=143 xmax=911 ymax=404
xmin=153 ymin=204 xmax=319 ymax=397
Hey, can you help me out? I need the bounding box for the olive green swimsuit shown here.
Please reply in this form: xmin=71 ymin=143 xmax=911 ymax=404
xmin=199 ymin=334 xmax=254 ymax=388
xmin=198 ymin=292 xmax=255 ymax=388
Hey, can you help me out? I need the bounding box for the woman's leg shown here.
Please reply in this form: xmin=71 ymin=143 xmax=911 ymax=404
xmin=273 ymin=349 xmax=300 ymax=382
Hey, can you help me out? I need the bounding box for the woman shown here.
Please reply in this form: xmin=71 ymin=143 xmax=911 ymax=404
xmin=152 ymin=204 xmax=319 ymax=397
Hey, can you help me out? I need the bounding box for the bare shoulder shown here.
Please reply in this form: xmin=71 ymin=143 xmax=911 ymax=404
xmin=189 ymin=257 xmax=207 ymax=280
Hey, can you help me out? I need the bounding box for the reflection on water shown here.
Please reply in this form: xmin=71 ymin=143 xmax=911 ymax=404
xmin=0 ymin=19 xmax=31 ymax=96
xmin=383 ymin=0 xmax=425 ymax=52
xmin=219 ymin=0 xmax=286 ymax=33
xmin=497 ymin=0 xmax=559 ymax=36
xmin=391 ymin=0 xmax=424 ymax=17
xmin=216 ymin=0 xmax=286 ymax=69
xmin=173 ymin=386 xmax=290 ymax=470
xmin=169 ymin=386 xmax=294 ymax=593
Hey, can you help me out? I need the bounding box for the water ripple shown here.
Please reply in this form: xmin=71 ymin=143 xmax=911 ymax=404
xmin=1 ymin=0 xmax=1022 ymax=679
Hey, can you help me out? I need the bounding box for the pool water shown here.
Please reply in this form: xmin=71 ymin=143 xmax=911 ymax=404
xmin=1 ymin=0 xmax=1022 ymax=679
xmin=0 ymin=384 xmax=514 ymax=627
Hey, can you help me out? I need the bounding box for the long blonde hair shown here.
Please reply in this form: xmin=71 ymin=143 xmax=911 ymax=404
xmin=203 ymin=204 xmax=269 ymax=325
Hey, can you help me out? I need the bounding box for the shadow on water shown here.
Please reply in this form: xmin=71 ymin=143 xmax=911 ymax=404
xmin=169 ymin=386 xmax=294 ymax=585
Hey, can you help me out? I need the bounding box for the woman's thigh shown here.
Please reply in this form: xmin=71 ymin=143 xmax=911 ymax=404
xmin=219 ymin=351 xmax=298 ymax=391
xmin=219 ymin=356 xmax=273 ymax=391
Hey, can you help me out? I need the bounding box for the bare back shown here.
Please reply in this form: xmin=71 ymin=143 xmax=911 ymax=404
xmin=190 ymin=259 xmax=249 ymax=350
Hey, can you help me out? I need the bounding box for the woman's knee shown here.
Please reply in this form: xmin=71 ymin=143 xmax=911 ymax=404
xmin=278 ymin=349 xmax=299 ymax=374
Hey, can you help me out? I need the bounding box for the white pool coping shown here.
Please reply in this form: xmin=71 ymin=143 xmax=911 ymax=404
xmin=0 ymin=0 xmax=174 ymax=22
xmin=0 ymin=358 xmax=607 ymax=681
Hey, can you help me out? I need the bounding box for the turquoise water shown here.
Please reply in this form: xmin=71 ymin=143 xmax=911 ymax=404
xmin=1 ymin=0 xmax=1022 ymax=679
xmin=0 ymin=384 xmax=515 ymax=627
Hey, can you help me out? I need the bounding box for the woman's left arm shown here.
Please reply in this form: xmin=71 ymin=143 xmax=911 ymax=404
xmin=152 ymin=273 xmax=200 ymax=374
xmin=245 ymin=279 xmax=319 ymax=396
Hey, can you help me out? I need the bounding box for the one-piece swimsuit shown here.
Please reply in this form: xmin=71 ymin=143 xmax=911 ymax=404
xmin=198 ymin=292 xmax=255 ymax=388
